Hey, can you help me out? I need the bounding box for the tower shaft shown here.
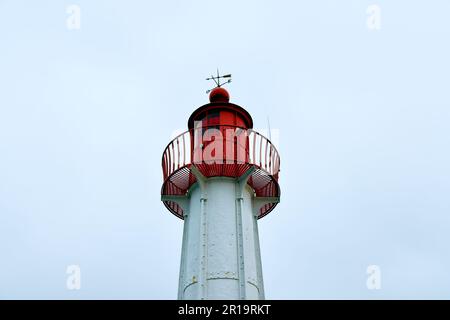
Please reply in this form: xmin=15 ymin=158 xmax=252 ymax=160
xmin=178 ymin=171 xmax=264 ymax=300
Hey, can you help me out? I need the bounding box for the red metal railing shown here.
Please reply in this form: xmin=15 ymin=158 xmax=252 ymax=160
xmin=162 ymin=125 xmax=280 ymax=181
xmin=161 ymin=125 xmax=280 ymax=218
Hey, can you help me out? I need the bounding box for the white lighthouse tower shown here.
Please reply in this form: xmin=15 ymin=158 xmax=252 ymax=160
xmin=161 ymin=75 xmax=280 ymax=300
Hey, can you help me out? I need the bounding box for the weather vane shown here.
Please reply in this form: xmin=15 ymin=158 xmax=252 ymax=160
xmin=206 ymin=69 xmax=232 ymax=94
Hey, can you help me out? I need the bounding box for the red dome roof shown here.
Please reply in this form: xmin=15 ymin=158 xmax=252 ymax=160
xmin=209 ymin=87 xmax=230 ymax=103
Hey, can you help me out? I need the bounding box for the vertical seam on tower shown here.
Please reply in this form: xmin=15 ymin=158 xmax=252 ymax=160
xmin=236 ymin=184 xmax=246 ymax=299
xmin=190 ymin=166 xmax=208 ymax=300
xmin=178 ymin=210 xmax=189 ymax=300
xmin=253 ymin=211 xmax=265 ymax=299
xmin=199 ymin=197 xmax=208 ymax=299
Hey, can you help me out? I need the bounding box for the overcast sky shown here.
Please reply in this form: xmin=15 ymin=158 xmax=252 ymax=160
xmin=1 ymin=0 xmax=449 ymax=299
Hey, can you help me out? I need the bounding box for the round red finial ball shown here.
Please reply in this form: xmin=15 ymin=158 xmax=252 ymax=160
xmin=209 ymin=87 xmax=230 ymax=103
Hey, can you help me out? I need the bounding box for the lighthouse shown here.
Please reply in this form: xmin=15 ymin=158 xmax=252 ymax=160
xmin=161 ymin=74 xmax=281 ymax=300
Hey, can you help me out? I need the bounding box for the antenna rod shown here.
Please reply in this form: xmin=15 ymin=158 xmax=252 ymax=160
xmin=267 ymin=116 xmax=272 ymax=141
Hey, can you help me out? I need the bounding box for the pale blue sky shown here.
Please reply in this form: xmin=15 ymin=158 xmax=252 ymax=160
xmin=0 ymin=0 xmax=449 ymax=299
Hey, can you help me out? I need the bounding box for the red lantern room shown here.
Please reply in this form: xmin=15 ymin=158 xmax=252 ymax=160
xmin=161 ymin=85 xmax=280 ymax=219
xmin=188 ymin=87 xmax=252 ymax=129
